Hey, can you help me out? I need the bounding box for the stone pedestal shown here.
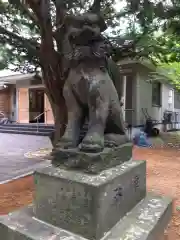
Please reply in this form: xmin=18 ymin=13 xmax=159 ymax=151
xmin=34 ymin=160 xmax=146 ymax=240
xmin=0 ymin=149 xmax=172 ymax=240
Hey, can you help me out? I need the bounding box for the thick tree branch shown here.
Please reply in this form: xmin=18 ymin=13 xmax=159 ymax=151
xmin=89 ymin=0 xmax=101 ymax=13
xmin=25 ymin=0 xmax=45 ymax=28
xmin=52 ymin=0 xmax=66 ymax=26
xmin=19 ymin=2 xmax=39 ymax=26
xmin=26 ymin=0 xmax=54 ymax=41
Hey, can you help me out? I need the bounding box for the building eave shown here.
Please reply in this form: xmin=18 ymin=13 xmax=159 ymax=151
xmin=0 ymin=73 xmax=35 ymax=85
xmin=117 ymin=58 xmax=156 ymax=71
xmin=117 ymin=58 xmax=173 ymax=86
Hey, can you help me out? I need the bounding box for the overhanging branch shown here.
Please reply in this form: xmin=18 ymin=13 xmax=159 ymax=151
xmin=0 ymin=26 xmax=40 ymax=55
xmin=26 ymin=0 xmax=54 ymax=42
xmin=9 ymin=0 xmax=39 ymax=26
xmin=52 ymin=0 xmax=66 ymax=26
xmin=25 ymin=0 xmax=45 ymax=28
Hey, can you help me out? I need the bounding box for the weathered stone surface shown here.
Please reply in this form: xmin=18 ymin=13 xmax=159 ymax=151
xmin=52 ymin=143 xmax=132 ymax=174
xmin=0 ymin=193 xmax=172 ymax=240
xmin=104 ymin=193 xmax=172 ymax=240
xmin=104 ymin=134 xmax=129 ymax=147
xmin=0 ymin=205 xmax=86 ymax=240
xmin=33 ymin=160 xmax=146 ymax=239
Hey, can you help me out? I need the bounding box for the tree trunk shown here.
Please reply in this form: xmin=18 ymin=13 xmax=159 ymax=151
xmin=43 ymin=73 xmax=67 ymax=147
xmin=40 ymin=52 xmax=68 ymax=146
xmin=49 ymin=97 xmax=67 ymax=147
xmin=37 ymin=6 xmax=68 ymax=147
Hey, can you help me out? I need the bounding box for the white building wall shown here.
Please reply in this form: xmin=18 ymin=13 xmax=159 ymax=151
xmin=161 ymin=84 xmax=174 ymax=112
xmin=138 ymin=72 xmax=152 ymax=125
xmin=118 ymin=60 xmax=180 ymax=133
xmin=137 ymin=65 xmax=177 ymax=130
xmin=134 ymin=72 xmax=141 ymax=126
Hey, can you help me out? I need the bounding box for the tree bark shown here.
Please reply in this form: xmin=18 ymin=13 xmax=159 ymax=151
xmin=45 ymin=89 xmax=67 ymax=147
xmin=42 ymin=64 xmax=67 ymax=147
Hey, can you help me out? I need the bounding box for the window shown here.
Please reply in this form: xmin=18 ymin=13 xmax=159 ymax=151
xmin=168 ymin=89 xmax=173 ymax=104
xmin=168 ymin=89 xmax=173 ymax=109
xmin=152 ymin=82 xmax=161 ymax=106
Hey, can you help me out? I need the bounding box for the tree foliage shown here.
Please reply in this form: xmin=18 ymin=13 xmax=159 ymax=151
xmin=0 ymin=0 xmax=172 ymax=72
xmin=159 ymin=62 xmax=180 ymax=90
xmin=121 ymin=0 xmax=180 ymax=61
xmin=119 ymin=0 xmax=180 ymax=89
xmin=1 ymin=0 xmax=180 ymax=71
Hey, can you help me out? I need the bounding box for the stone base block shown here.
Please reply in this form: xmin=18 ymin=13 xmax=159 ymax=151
xmin=0 ymin=193 xmax=172 ymax=240
xmin=33 ymin=160 xmax=146 ymax=239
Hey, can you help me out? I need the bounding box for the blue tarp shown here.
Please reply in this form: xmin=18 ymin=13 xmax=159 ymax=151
xmin=133 ymin=131 xmax=152 ymax=147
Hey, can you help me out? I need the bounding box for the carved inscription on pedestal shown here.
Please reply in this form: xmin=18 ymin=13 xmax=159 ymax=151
xmin=113 ymin=185 xmax=123 ymax=202
xmin=54 ymin=182 xmax=92 ymax=226
xmin=132 ymin=175 xmax=140 ymax=192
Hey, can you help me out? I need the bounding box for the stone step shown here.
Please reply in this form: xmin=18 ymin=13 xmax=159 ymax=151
xmin=0 ymin=123 xmax=54 ymax=136
xmin=0 ymin=123 xmax=88 ymax=137
xmin=0 ymin=193 xmax=172 ymax=240
xmin=0 ymin=123 xmax=54 ymax=129
xmin=0 ymin=129 xmax=51 ymax=136
xmin=0 ymin=126 xmax=54 ymax=132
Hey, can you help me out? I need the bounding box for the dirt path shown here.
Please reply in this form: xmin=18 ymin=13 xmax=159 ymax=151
xmin=133 ymin=147 xmax=180 ymax=240
xmin=0 ymin=147 xmax=180 ymax=239
xmin=0 ymin=176 xmax=34 ymax=215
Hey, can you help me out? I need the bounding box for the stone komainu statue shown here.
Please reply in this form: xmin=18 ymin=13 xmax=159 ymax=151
xmin=57 ymin=11 xmax=128 ymax=153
